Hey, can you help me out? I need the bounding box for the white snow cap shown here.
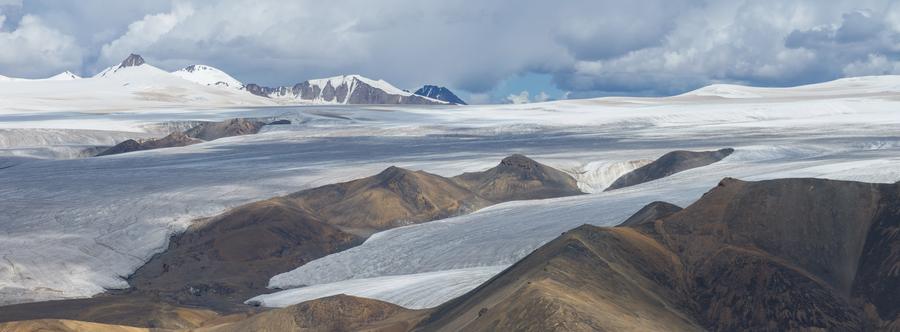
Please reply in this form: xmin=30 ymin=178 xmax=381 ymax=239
xmin=172 ymin=64 xmax=244 ymax=89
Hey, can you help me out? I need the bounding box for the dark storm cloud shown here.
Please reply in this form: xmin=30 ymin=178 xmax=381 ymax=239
xmin=2 ymin=0 xmax=900 ymax=99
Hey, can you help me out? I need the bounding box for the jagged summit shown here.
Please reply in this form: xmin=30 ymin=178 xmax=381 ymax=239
xmin=181 ymin=65 xmax=202 ymax=73
xmin=414 ymin=85 xmax=467 ymax=105
xmin=94 ymin=53 xmax=158 ymax=78
xmin=119 ymin=54 xmax=145 ymax=69
xmin=245 ymin=74 xmax=447 ymax=105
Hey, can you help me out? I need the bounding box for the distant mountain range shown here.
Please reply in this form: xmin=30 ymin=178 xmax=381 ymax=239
xmin=243 ymin=75 xmax=454 ymax=105
xmin=0 ymin=53 xmax=466 ymax=106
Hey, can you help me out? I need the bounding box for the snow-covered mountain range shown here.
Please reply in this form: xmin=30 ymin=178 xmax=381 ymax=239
xmin=0 ymin=71 xmax=81 ymax=82
xmin=244 ymin=75 xmax=450 ymax=105
xmin=0 ymin=54 xmax=464 ymax=112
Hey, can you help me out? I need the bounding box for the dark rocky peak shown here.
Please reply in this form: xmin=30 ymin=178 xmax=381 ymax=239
xmin=605 ymin=148 xmax=735 ymax=191
xmin=452 ymin=154 xmax=583 ymax=202
xmin=118 ymin=54 xmax=145 ymax=69
xmin=414 ymin=85 xmax=467 ymax=105
xmin=498 ymin=154 xmax=540 ymax=171
xmin=243 ymin=83 xmax=277 ymax=97
xmin=373 ymin=166 xmax=415 ymax=184
xmin=490 ymin=154 xmax=560 ymax=181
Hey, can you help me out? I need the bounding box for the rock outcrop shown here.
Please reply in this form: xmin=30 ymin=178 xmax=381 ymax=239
xmin=414 ymin=85 xmax=467 ymax=105
xmin=605 ymin=148 xmax=734 ymax=190
xmin=95 ymin=132 xmax=199 ymax=156
xmin=118 ymin=54 xmax=145 ymax=69
xmin=97 ymin=118 xmax=277 ymax=157
xmin=183 ymin=118 xmax=266 ymax=141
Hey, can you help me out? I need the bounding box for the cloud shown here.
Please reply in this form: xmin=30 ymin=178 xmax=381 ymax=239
xmin=835 ymin=10 xmax=884 ymax=43
xmin=505 ymin=90 xmax=550 ymax=104
xmin=506 ymin=91 xmax=531 ymax=104
xmin=785 ymin=9 xmax=891 ymax=48
xmin=0 ymin=14 xmax=81 ymax=78
xmin=842 ymin=53 xmax=900 ymax=76
xmin=3 ymin=0 xmax=900 ymax=98
xmin=98 ymin=3 xmax=194 ymax=67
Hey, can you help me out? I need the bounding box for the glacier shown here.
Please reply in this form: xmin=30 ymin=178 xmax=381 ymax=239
xmin=2 ymin=75 xmax=900 ymax=308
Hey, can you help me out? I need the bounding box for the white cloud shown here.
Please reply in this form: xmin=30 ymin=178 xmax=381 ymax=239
xmin=98 ymin=3 xmax=194 ymax=66
xmin=6 ymin=0 xmax=900 ymax=97
xmin=505 ymin=90 xmax=550 ymax=104
xmin=506 ymin=91 xmax=530 ymax=104
xmin=842 ymin=54 xmax=900 ymax=76
xmin=0 ymin=15 xmax=81 ymax=78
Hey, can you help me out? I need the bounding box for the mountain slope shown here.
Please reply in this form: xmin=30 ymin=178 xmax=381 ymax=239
xmin=199 ymin=295 xmax=427 ymax=332
xmin=420 ymin=178 xmax=900 ymax=331
xmin=247 ymin=74 xmax=447 ymax=105
xmin=129 ymin=155 xmax=580 ymax=308
xmin=128 ymin=199 xmax=362 ymax=309
xmin=605 ymin=148 xmax=734 ymax=190
xmin=452 ymin=154 xmax=583 ymax=201
xmin=127 ymin=165 xmax=486 ymax=307
xmin=172 ymin=65 xmax=243 ymax=89
xmin=414 ymin=85 xmax=466 ymax=105
xmin=287 ymin=166 xmax=489 ymax=235
xmin=47 ymin=71 xmax=81 ymax=81
xmin=0 ymin=54 xmax=275 ymax=113
xmin=94 ymin=54 xmax=146 ymax=78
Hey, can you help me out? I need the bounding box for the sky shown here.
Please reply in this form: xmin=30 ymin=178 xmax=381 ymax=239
xmin=1 ymin=0 xmax=900 ymax=104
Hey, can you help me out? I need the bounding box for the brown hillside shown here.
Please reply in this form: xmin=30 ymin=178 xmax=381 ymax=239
xmin=421 ymin=177 xmax=900 ymax=331
xmin=452 ymin=154 xmax=583 ymax=202
xmin=605 ymin=148 xmax=733 ymax=191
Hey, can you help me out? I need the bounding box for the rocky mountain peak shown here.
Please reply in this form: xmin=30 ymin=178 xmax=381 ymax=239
xmin=498 ymin=154 xmax=539 ymax=170
xmin=374 ymin=166 xmax=415 ymax=183
xmin=414 ymin=85 xmax=467 ymax=105
xmin=118 ymin=54 xmax=145 ymax=69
